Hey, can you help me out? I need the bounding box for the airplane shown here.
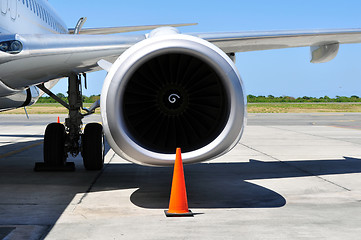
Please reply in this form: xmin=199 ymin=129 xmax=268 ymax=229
xmin=1 ymin=0 xmax=361 ymax=170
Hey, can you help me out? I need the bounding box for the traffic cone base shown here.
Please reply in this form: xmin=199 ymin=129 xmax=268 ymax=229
xmin=165 ymin=148 xmax=193 ymax=217
xmin=164 ymin=210 xmax=193 ymax=217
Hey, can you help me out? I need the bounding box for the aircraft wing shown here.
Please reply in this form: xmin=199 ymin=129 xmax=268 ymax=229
xmin=192 ymin=28 xmax=361 ymax=53
xmin=0 ymin=34 xmax=146 ymax=89
xmin=2 ymin=28 xmax=361 ymax=89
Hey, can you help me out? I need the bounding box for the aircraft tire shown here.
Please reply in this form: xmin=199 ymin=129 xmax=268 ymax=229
xmin=82 ymin=123 xmax=104 ymax=170
xmin=44 ymin=123 xmax=66 ymax=166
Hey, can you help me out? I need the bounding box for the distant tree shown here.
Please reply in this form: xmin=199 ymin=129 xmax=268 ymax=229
xmin=281 ymin=96 xmax=295 ymax=102
xmin=56 ymin=93 xmax=66 ymax=98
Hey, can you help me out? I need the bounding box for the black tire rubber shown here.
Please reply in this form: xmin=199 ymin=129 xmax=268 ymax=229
xmin=44 ymin=123 xmax=66 ymax=166
xmin=82 ymin=123 xmax=104 ymax=170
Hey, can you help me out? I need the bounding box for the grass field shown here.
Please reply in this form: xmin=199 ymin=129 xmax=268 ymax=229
xmin=2 ymin=102 xmax=361 ymax=114
xmin=0 ymin=103 xmax=100 ymax=114
xmin=247 ymin=103 xmax=361 ymax=113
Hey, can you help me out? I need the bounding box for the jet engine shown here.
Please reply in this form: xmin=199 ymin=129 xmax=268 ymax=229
xmin=101 ymin=29 xmax=246 ymax=166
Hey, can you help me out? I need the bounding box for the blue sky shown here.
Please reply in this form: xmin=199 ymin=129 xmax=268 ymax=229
xmin=49 ymin=0 xmax=361 ymax=97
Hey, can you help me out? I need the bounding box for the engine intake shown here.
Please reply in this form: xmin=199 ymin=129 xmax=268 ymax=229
xmin=101 ymin=33 xmax=246 ymax=166
xmin=123 ymin=52 xmax=229 ymax=154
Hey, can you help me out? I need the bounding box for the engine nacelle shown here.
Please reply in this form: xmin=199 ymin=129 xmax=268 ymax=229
xmin=101 ymin=32 xmax=246 ymax=166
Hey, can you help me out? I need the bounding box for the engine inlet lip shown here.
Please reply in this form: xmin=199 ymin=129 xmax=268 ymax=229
xmin=101 ymin=34 xmax=245 ymax=166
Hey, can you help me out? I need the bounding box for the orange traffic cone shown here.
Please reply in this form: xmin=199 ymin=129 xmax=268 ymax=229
xmin=57 ymin=116 xmax=60 ymax=123
xmin=165 ymin=148 xmax=193 ymax=217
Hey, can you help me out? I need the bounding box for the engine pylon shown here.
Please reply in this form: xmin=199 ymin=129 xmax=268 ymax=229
xmin=165 ymin=148 xmax=193 ymax=217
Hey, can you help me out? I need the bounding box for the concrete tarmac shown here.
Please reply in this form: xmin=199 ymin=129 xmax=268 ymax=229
xmin=1 ymin=113 xmax=361 ymax=239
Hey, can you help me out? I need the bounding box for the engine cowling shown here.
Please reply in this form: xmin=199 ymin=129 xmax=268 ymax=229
xmin=101 ymin=31 xmax=246 ymax=166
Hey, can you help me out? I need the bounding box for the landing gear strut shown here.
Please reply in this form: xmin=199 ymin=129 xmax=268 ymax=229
xmin=34 ymin=73 xmax=104 ymax=171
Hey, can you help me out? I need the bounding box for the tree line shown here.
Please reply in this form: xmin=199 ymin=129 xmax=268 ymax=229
xmin=247 ymin=95 xmax=361 ymax=103
xmin=37 ymin=94 xmax=100 ymax=103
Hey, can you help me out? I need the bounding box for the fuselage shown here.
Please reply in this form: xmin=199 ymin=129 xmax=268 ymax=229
xmin=0 ymin=0 xmax=67 ymax=34
xmin=0 ymin=0 xmax=68 ymax=110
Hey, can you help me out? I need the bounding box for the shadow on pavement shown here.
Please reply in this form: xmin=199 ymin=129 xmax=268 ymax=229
xmin=94 ymin=156 xmax=361 ymax=209
xmin=0 ymin=134 xmax=44 ymax=138
xmin=2 ymin=137 xmax=361 ymax=238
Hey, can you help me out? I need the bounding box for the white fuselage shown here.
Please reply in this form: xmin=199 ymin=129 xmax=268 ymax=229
xmin=0 ymin=0 xmax=67 ymax=34
xmin=0 ymin=0 xmax=68 ymax=110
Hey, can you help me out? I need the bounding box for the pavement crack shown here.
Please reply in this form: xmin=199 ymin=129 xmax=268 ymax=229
xmin=240 ymin=142 xmax=352 ymax=192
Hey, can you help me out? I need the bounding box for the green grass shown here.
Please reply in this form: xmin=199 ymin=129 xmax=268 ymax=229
xmin=0 ymin=103 xmax=99 ymax=114
xmin=247 ymin=103 xmax=361 ymax=113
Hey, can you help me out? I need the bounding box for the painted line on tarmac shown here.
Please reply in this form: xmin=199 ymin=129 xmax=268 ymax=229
xmin=331 ymin=125 xmax=361 ymax=131
xmin=0 ymin=141 xmax=43 ymax=159
xmin=337 ymin=120 xmax=356 ymax=122
xmin=311 ymin=114 xmax=345 ymax=116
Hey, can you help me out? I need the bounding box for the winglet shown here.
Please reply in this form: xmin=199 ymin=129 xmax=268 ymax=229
xmin=73 ymin=17 xmax=87 ymax=35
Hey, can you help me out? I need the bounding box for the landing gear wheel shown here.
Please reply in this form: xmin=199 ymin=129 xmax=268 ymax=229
xmin=44 ymin=123 xmax=66 ymax=166
xmin=82 ymin=123 xmax=105 ymax=170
